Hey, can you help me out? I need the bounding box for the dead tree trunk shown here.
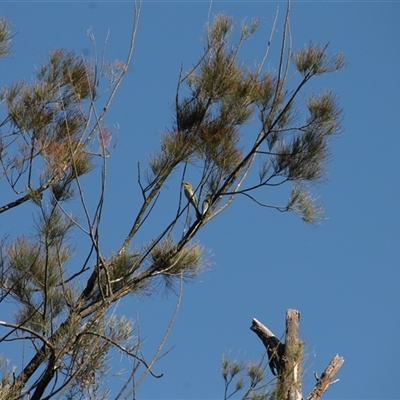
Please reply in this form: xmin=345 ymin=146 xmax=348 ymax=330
xmin=250 ymin=309 xmax=344 ymax=400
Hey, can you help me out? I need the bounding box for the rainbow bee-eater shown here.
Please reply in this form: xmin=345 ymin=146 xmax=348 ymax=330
xmin=202 ymin=194 xmax=212 ymax=215
xmin=183 ymin=182 xmax=201 ymax=218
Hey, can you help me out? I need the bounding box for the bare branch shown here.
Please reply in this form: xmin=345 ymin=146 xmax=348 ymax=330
xmin=306 ymin=355 xmax=345 ymax=400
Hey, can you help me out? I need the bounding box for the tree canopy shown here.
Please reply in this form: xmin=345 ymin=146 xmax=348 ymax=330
xmin=0 ymin=4 xmax=345 ymax=399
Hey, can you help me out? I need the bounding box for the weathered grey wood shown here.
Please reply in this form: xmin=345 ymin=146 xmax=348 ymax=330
xmin=250 ymin=313 xmax=303 ymax=400
xmin=250 ymin=318 xmax=285 ymax=376
xmin=285 ymin=309 xmax=300 ymax=346
xmin=284 ymin=309 xmax=302 ymax=400
xmin=250 ymin=318 xmax=278 ymax=343
xmin=250 ymin=309 xmax=344 ymax=400
xmin=306 ymin=355 xmax=345 ymax=400
xmin=250 ymin=310 xmax=344 ymax=400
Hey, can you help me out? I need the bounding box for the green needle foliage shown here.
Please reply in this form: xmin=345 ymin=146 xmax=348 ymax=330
xmin=0 ymin=4 xmax=345 ymax=399
xmin=0 ymin=18 xmax=11 ymax=57
xmin=149 ymin=12 xmax=344 ymax=226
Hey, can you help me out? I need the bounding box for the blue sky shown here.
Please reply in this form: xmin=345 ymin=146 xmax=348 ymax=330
xmin=0 ymin=1 xmax=399 ymax=399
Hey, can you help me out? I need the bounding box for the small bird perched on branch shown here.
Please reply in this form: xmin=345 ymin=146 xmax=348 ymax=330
xmin=202 ymin=194 xmax=212 ymax=215
xmin=183 ymin=182 xmax=201 ymax=218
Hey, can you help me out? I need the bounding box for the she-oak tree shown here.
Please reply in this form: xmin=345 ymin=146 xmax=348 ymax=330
xmin=0 ymin=3 xmax=345 ymax=399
